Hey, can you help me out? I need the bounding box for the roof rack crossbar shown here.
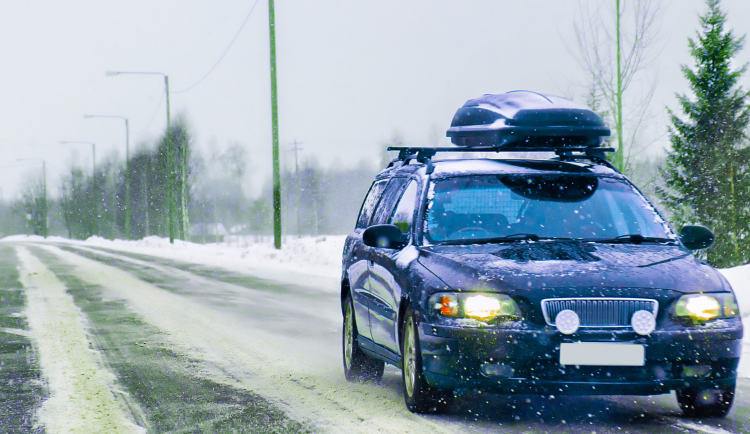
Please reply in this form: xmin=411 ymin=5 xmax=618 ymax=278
xmin=385 ymin=146 xmax=617 ymax=172
xmin=387 ymin=146 xmax=614 ymax=154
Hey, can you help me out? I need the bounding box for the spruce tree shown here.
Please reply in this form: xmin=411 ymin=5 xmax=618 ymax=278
xmin=659 ymin=0 xmax=750 ymax=267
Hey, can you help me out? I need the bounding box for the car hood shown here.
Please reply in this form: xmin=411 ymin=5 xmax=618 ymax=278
xmin=418 ymin=241 xmax=730 ymax=295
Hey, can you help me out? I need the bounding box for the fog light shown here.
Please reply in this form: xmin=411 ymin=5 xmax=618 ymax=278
xmin=681 ymin=365 xmax=712 ymax=378
xmin=631 ymin=310 xmax=656 ymax=336
xmin=481 ymin=364 xmax=515 ymax=378
xmin=555 ymin=309 xmax=580 ymax=335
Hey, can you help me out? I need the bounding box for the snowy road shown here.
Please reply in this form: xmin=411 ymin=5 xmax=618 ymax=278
xmin=2 ymin=241 xmax=748 ymax=433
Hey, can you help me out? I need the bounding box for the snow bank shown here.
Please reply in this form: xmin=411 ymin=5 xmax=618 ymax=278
xmin=719 ymin=264 xmax=750 ymax=318
xmin=29 ymin=234 xmax=348 ymax=280
xmin=719 ymin=264 xmax=750 ymax=379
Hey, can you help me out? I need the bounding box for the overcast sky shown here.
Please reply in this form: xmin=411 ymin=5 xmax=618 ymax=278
xmin=1 ymin=0 xmax=749 ymax=199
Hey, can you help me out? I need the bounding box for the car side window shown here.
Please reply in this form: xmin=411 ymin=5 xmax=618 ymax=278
xmin=389 ymin=180 xmax=419 ymax=237
xmin=356 ymin=180 xmax=388 ymax=229
xmin=371 ymin=178 xmax=408 ymax=226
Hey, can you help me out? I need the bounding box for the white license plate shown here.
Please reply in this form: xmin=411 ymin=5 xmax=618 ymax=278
xmin=559 ymin=342 xmax=645 ymax=366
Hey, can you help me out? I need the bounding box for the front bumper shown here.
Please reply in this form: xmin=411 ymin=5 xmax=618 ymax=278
xmin=419 ymin=318 xmax=743 ymax=395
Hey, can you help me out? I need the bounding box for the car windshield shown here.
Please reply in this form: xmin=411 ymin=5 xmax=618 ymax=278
xmin=425 ymin=174 xmax=674 ymax=244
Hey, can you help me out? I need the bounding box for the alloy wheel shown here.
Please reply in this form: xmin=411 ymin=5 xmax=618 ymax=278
xmin=403 ymin=316 xmax=417 ymax=397
xmin=344 ymin=303 xmax=354 ymax=370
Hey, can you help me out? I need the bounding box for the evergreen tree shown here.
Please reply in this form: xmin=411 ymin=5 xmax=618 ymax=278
xmin=659 ymin=0 xmax=750 ymax=267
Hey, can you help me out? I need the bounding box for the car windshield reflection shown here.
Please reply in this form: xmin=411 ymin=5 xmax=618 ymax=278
xmin=425 ymin=175 xmax=674 ymax=244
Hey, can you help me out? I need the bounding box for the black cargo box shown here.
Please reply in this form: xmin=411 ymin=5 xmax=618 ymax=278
xmin=446 ymin=91 xmax=610 ymax=149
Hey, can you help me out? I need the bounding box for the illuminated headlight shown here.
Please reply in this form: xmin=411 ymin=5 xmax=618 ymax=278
xmin=428 ymin=292 xmax=522 ymax=321
xmin=674 ymin=293 xmax=740 ymax=324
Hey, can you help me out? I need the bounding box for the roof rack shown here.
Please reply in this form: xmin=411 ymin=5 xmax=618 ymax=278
xmin=386 ymin=146 xmax=617 ymax=173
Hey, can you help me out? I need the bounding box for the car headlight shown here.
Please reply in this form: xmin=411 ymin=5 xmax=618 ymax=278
xmin=428 ymin=292 xmax=522 ymax=321
xmin=674 ymin=293 xmax=740 ymax=324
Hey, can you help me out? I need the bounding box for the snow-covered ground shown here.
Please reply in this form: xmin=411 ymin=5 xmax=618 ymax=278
xmin=3 ymin=233 xmax=749 ymax=378
xmin=2 ymin=234 xmax=347 ymax=282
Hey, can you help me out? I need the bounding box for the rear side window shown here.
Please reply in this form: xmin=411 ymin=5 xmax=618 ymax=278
xmin=356 ymin=180 xmax=388 ymax=228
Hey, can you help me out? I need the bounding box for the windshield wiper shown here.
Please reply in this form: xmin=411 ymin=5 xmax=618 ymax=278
xmin=585 ymin=234 xmax=677 ymax=245
xmin=438 ymin=233 xmax=576 ymax=246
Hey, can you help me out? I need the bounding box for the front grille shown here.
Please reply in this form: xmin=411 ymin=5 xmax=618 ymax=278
xmin=542 ymin=298 xmax=658 ymax=327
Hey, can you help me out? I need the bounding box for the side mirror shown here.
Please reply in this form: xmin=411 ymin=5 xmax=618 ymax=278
xmin=679 ymin=225 xmax=714 ymax=250
xmin=363 ymin=224 xmax=407 ymax=249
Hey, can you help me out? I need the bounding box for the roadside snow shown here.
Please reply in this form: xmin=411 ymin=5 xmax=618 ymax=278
xmin=719 ymin=264 xmax=750 ymax=318
xmin=2 ymin=234 xmax=346 ymax=280
xmin=719 ymin=264 xmax=750 ymax=379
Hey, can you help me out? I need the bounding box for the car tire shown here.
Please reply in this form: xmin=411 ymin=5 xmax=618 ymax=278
xmin=342 ymin=293 xmax=384 ymax=382
xmin=401 ymin=305 xmax=453 ymax=414
xmin=676 ymin=383 xmax=735 ymax=418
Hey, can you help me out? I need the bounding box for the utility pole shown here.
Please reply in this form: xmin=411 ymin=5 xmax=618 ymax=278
xmin=288 ymin=140 xmax=303 ymax=237
xmin=289 ymin=140 xmax=303 ymax=179
xmin=615 ymin=0 xmax=624 ymax=172
xmin=268 ymin=0 xmax=282 ymax=249
xmin=144 ymin=157 xmax=151 ymax=236
xmin=165 ymin=75 xmax=177 ymax=242
xmin=180 ymin=110 xmax=189 ymax=241
xmin=107 ymin=71 xmax=177 ymax=243
xmin=42 ymin=160 xmax=47 ymax=238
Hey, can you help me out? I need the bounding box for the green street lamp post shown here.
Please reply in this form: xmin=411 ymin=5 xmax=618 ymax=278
xmin=85 ymin=115 xmax=131 ymax=239
xmin=268 ymin=0 xmax=282 ymax=249
xmin=16 ymin=158 xmax=47 ymax=238
xmin=106 ymin=70 xmax=180 ymax=244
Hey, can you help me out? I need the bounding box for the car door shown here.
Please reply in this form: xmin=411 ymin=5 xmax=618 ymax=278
xmin=368 ymin=179 xmax=420 ymax=355
xmin=347 ymin=179 xmax=389 ymax=341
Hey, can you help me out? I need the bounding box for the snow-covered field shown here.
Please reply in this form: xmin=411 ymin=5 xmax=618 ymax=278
xmin=4 ymin=233 xmax=749 ymax=378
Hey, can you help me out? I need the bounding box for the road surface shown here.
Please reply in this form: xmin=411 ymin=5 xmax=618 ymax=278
xmin=0 ymin=241 xmax=747 ymax=433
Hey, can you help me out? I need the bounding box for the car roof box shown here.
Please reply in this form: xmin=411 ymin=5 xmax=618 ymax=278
xmin=446 ymin=91 xmax=611 ymax=149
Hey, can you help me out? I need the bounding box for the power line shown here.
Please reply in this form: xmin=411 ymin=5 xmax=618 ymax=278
xmin=173 ymin=0 xmax=261 ymax=94
xmin=134 ymin=90 xmax=166 ymax=135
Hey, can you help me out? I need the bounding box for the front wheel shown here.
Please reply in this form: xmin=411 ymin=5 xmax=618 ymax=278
xmin=677 ymin=383 xmax=735 ymax=418
xmin=342 ymin=293 xmax=384 ymax=382
xmin=401 ymin=306 xmax=453 ymax=413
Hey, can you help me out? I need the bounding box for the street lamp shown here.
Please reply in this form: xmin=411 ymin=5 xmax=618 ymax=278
xmin=61 ymin=141 xmax=97 ymax=234
xmin=16 ymin=158 xmax=47 ymax=238
xmin=107 ymin=70 xmax=180 ymax=244
xmin=84 ymin=114 xmax=131 ymax=239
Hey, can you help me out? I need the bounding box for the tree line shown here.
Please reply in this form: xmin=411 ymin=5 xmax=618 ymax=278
xmin=2 ymin=115 xmax=380 ymax=245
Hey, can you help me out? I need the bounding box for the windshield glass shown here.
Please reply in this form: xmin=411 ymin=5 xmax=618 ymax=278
xmin=425 ymin=174 xmax=674 ymax=243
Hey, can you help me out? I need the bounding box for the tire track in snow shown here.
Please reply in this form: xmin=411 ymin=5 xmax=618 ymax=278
xmin=15 ymin=246 xmax=145 ymax=433
xmin=39 ymin=244 xmax=474 ymax=434
xmin=0 ymin=245 xmax=45 ymax=433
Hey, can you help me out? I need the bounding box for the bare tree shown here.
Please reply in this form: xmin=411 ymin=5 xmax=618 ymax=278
xmin=572 ymin=0 xmax=665 ymax=173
